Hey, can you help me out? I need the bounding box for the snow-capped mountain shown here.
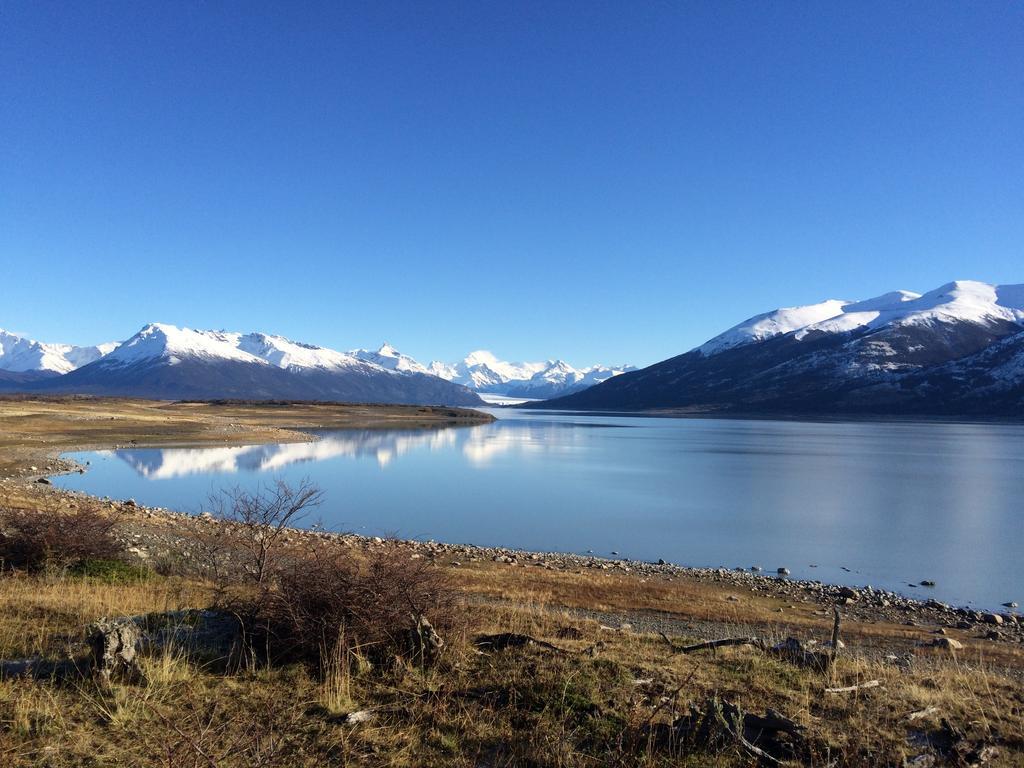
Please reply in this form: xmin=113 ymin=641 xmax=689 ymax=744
xmin=427 ymin=351 xmax=548 ymax=391
xmin=533 ymin=280 xmax=1024 ymax=416
xmin=496 ymin=360 xmax=637 ymax=399
xmin=424 ymin=350 xmax=633 ymax=397
xmin=349 ymin=343 xmax=431 ymax=375
xmin=0 ymin=328 xmax=116 ymax=376
xmin=18 ymin=323 xmax=482 ymax=406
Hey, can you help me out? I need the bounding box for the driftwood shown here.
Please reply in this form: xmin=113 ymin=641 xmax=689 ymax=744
xmin=824 ymin=679 xmax=880 ymax=694
xmin=656 ymin=696 xmax=808 ymax=765
xmin=659 ymin=616 xmax=843 ymax=674
xmin=667 ymin=636 xmax=767 ymax=655
xmin=0 ymin=657 xmax=82 ymax=681
xmin=86 ymin=618 xmax=145 ymax=684
xmin=474 ymin=633 xmax=568 ymax=654
xmin=408 ymin=615 xmax=445 ymax=667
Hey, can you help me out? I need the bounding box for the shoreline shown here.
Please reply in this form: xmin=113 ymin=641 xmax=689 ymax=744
xmin=0 ymin=396 xmax=1019 ymax=653
xmin=16 ymin=467 xmax=1023 ymax=648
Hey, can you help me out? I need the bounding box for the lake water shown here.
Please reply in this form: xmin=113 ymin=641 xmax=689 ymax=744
xmin=54 ymin=409 xmax=1023 ymax=611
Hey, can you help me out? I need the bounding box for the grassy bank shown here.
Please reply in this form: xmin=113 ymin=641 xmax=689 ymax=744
xmin=1 ymin=571 xmax=1021 ymax=766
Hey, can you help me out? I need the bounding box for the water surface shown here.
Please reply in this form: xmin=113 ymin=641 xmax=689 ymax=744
xmin=54 ymin=409 xmax=1024 ymax=610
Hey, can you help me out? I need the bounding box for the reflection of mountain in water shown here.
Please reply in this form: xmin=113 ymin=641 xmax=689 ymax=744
xmin=112 ymin=419 xmax=608 ymax=478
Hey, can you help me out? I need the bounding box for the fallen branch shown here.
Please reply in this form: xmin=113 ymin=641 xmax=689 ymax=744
xmin=671 ymin=637 xmax=766 ymax=655
xmin=824 ymin=680 xmax=881 ymax=694
xmin=474 ymin=633 xmax=568 ymax=654
xmin=907 ymin=705 xmax=940 ymax=722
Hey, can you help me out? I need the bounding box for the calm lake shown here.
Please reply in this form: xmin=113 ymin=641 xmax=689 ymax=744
xmin=54 ymin=409 xmax=1023 ymax=611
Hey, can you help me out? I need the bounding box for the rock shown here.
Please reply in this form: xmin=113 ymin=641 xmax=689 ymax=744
xmin=1002 ymin=601 xmax=1018 ymax=609
xmin=750 ymin=565 xmax=762 ymax=572
xmin=981 ymin=613 xmax=1004 ymax=626
xmin=340 ymin=709 xmax=376 ymax=725
xmin=124 ymin=499 xmax=137 ymax=507
xmin=920 ymin=579 xmax=936 ymax=587
xmin=86 ymin=618 xmax=144 ymax=684
xmin=984 ymin=629 xmax=1002 ymax=641
xmin=837 ymin=586 xmax=858 ymax=600
xmin=777 ymin=567 xmax=790 ymax=575
xmin=35 ymin=477 xmax=51 ymax=485
xmin=657 ymin=558 xmax=667 ymax=565
xmin=930 ymin=637 xmax=963 ymax=651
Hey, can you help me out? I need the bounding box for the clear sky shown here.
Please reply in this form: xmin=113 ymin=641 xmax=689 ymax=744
xmin=1 ymin=1 xmax=1021 ymax=367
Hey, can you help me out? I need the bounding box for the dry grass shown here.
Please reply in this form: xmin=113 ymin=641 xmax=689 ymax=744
xmin=0 ymin=572 xmax=1021 ymax=767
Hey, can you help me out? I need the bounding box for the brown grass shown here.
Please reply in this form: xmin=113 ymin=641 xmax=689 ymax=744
xmin=0 ymin=571 xmax=1021 ymax=767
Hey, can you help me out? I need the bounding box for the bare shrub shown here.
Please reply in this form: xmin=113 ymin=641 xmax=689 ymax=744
xmin=197 ymin=479 xmax=323 ymax=586
xmin=233 ymin=540 xmax=460 ymax=673
xmin=0 ymin=500 xmax=122 ymax=573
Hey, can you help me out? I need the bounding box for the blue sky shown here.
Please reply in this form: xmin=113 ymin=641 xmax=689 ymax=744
xmin=1 ymin=1 xmax=1021 ymax=367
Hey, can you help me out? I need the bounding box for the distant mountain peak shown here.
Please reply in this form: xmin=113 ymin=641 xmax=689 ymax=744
xmin=535 ymin=278 xmax=1024 ymax=417
xmin=698 ymin=280 xmax=1024 ymax=357
xmin=0 ymin=327 xmax=116 ymax=375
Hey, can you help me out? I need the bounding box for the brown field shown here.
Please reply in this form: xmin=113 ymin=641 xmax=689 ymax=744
xmin=0 ymin=397 xmax=1021 ymax=766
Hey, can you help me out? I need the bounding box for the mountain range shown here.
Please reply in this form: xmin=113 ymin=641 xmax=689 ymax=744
xmin=533 ymin=280 xmax=1024 ymax=416
xmin=348 ymin=347 xmax=634 ymax=399
xmin=0 ymin=324 xmax=629 ymax=404
xmin=0 ymin=324 xmax=480 ymax=406
xmin=5 ymin=280 xmax=1021 ymax=415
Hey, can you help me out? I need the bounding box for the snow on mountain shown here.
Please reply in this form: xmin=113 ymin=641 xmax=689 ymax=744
xmin=104 ymin=323 xmax=364 ymax=371
xmin=422 ymin=350 xmax=632 ymax=397
xmin=537 ymin=279 xmax=1024 ymax=416
xmin=501 ymin=360 xmax=636 ymax=398
xmin=0 ymin=329 xmax=116 ymax=374
xmin=426 ymin=351 xmax=546 ymax=391
xmin=699 ymin=281 xmax=1024 ymax=357
xmin=22 ymin=324 xmax=483 ymax=406
xmin=698 ymin=300 xmax=851 ymax=355
xmin=349 ymin=343 xmax=431 ymax=374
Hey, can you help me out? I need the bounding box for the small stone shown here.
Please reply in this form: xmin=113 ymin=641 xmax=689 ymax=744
xmin=36 ymin=477 xmax=51 ymax=485
xmin=930 ymin=637 xmax=963 ymax=651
